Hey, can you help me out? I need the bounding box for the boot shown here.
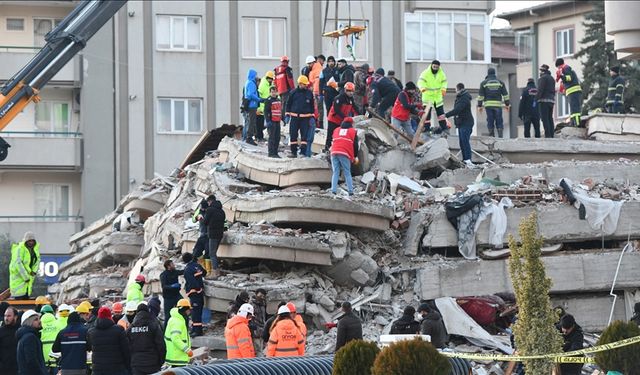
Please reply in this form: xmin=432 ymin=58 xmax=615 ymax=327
xmin=204 ymin=259 xmax=213 ymax=278
xmin=497 ymin=128 xmax=504 ymax=138
xmin=488 ymin=128 xmax=495 ymax=137
xmin=197 ymin=257 xmax=206 ymax=268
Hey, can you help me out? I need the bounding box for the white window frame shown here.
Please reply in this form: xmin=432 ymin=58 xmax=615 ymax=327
xmin=33 ymin=17 xmax=62 ymax=46
xmin=156 ymin=97 xmax=203 ymax=134
xmin=34 ymin=100 xmax=71 ymax=133
xmin=516 ymin=30 xmax=533 ymax=64
xmin=555 ymin=27 xmax=575 ymax=58
xmin=241 ymin=17 xmax=287 ymax=59
xmin=156 ymin=15 xmax=202 ymax=52
xmin=33 ymin=183 xmax=72 ymax=220
xmin=6 ymin=18 xmax=25 ymax=32
xmin=404 ymin=11 xmax=490 ymax=63
xmin=322 ymin=19 xmax=369 ymax=61
xmin=557 ymin=93 xmax=570 ymax=118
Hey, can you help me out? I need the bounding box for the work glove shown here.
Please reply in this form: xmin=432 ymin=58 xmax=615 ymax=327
xmin=187 ymin=349 xmax=194 ymax=358
xmin=324 ymin=322 xmax=338 ymax=329
xmin=170 ymin=283 xmax=181 ymax=289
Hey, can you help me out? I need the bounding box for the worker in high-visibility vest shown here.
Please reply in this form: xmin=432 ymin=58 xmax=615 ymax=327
xmin=267 ymin=305 xmax=305 ymax=357
xmin=9 ymin=231 xmax=40 ymax=298
xmin=39 ymin=305 xmax=60 ymax=371
xmin=164 ymin=299 xmax=193 ymax=367
xmin=225 ymin=303 xmax=255 ymax=359
xmin=477 ymin=67 xmax=510 ymax=138
xmin=56 ymin=304 xmax=72 ymax=330
xmin=555 ymin=58 xmax=582 ymax=128
xmin=417 ymin=60 xmax=448 ymax=135
xmin=125 ymin=274 xmax=146 ymax=304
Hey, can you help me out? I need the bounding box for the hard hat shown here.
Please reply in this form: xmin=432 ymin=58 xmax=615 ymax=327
xmin=344 ymin=82 xmax=355 ymax=92
xmin=305 ymin=55 xmax=315 ymax=64
xmin=280 ymin=55 xmax=289 ymax=62
xmin=40 ymin=305 xmax=54 ymax=314
xmin=135 ymin=274 xmax=146 ymax=283
xmin=297 ymin=75 xmax=309 ymax=86
xmin=58 ymin=304 xmax=71 ymax=312
xmin=21 ymin=310 xmax=40 ymax=325
xmin=238 ymin=303 xmax=254 ymax=318
xmin=35 ymin=296 xmax=50 ymax=305
xmin=286 ymin=302 xmax=297 ymax=313
xmin=75 ymin=303 xmax=91 ymax=314
xmin=277 ymin=305 xmax=291 ymax=315
xmin=112 ymin=302 xmax=124 ymax=314
xmin=125 ymin=301 xmax=138 ymax=312
xmin=265 ymin=71 xmax=275 ymax=79
xmin=177 ymin=299 xmax=192 ymax=308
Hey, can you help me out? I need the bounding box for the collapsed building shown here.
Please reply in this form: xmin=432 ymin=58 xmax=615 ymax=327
xmin=49 ymin=113 xmax=640 ymax=367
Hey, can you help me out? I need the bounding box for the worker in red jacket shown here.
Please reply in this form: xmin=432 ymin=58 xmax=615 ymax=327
xmin=325 ymin=82 xmax=355 ymax=151
xmin=391 ymin=81 xmax=423 ymax=138
xmin=330 ymin=117 xmax=359 ymax=196
xmin=274 ymin=56 xmax=295 ymax=112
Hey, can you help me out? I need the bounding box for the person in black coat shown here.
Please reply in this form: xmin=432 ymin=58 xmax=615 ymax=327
xmin=518 ymin=78 xmax=541 ymax=138
xmin=88 ymin=307 xmax=131 ymax=375
xmin=445 ymin=83 xmax=475 ymax=167
xmin=335 ymin=302 xmax=363 ymax=351
xmin=417 ymin=304 xmax=449 ymax=349
xmin=52 ymin=312 xmax=90 ymax=374
xmin=0 ymin=306 xmax=19 ymax=375
xmin=370 ymin=68 xmax=401 ymax=119
xmin=337 ymin=59 xmax=355 ymax=92
xmin=203 ymin=195 xmax=226 ymax=275
xmin=262 ymin=301 xmax=287 ymax=344
xmin=160 ymin=259 xmax=183 ymax=326
xmin=16 ymin=310 xmax=47 ymax=375
xmin=127 ymin=304 xmax=166 ymax=375
xmin=559 ymin=314 xmax=584 ymax=375
xmin=389 ymin=306 xmax=420 ymax=335
xmin=192 ymin=198 xmax=209 ymax=260
xmin=536 ymin=64 xmax=556 ymax=138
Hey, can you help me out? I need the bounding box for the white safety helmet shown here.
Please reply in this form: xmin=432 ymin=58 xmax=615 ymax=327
xmin=125 ymin=301 xmax=139 ymax=313
xmin=21 ymin=310 xmax=40 ymax=325
xmin=58 ymin=304 xmax=71 ymax=312
xmin=277 ymin=305 xmax=291 ymax=315
xmin=305 ymin=55 xmax=315 ymax=64
xmin=238 ymin=303 xmax=254 ymax=318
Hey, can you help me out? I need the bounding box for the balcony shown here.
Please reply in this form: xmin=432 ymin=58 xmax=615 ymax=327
xmin=605 ymin=1 xmax=640 ymax=59
xmin=0 ymin=46 xmax=78 ymax=83
xmin=0 ymin=216 xmax=83 ymax=255
xmin=0 ymin=131 xmax=82 ymax=171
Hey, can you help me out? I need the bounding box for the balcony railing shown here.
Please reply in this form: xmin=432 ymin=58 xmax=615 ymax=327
xmin=0 ymin=132 xmax=83 ymax=170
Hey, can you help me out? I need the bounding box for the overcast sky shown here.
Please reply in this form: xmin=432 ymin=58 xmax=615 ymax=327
xmin=491 ymin=0 xmax=552 ymax=29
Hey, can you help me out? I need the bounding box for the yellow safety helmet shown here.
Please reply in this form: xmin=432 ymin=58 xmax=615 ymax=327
xmin=35 ymin=296 xmax=50 ymax=305
xmin=265 ymin=71 xmax=275 ymax=79
xmin=76 ymin=301 xmax=92 ymax=314
xmin=177 ymin=299 xmax=192 ymax=309
xmin=297 ymin=75 xmax=309 ymax=86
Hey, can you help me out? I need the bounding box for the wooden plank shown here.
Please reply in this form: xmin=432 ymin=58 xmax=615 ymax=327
xmin=411 ymin=106 xmax=431 ymax=150
xmin=367 ymin=108 xmax=425 ymax=146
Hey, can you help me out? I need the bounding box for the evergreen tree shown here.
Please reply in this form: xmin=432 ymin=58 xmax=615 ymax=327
xmin=508 ymin=214 xmax=563 ymax=375
xmin=576 ymin=1 xmax=640 ymax=113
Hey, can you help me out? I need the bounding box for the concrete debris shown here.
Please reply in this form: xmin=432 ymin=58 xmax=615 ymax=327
xmin=413 ymin=138 xmax=453 ymax=171
xmin=586 ymin=113 xmax=640 ymax=141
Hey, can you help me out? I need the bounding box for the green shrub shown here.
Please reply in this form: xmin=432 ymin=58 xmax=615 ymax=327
xmin=372 ymin=338 xmax=451 ymax=375
xmin=594 ymin=320 xmax=640 ymax=374
xmin=333 ymin=339 xmax=380 ymax=375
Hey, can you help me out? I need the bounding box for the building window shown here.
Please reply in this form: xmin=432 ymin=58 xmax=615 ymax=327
xmin=405 ymin=12 xmax=489 ymax=62
xmin=33 ymin=18 xmax=62 ymax=47
xmin=157 ymin=98 xmax=202 ymax=133
xmin=321 ymin=20 xmax=369 ymax=61
xmin=516 ymin=30 xmax=532 ymax=64
xmin=156 ymin=15 xmax=202 ymax=51
xmin=34 ymin=101 xmax=70 ymax=132
xmin=6 ymin=18 xmax=25 ymax=31
xmin=241 ymin=18 xmax=286 ymax=58
xmin=34 ymin=184 xmax=70 ymax=219
xmin=555 ymin=27 xmax=574 ymax=58
xmin=557 ymin=93 xmax=570 ymax=118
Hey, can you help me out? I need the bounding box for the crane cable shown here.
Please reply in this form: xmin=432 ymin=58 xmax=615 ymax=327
xmin=322 ymin=0 xmax=330 ymax=35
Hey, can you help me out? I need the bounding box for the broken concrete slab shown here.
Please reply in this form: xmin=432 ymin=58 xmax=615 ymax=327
xmin=191 ymin=335 xmax=227 ymax=351
xmin=354 ymin=117 xmax=398 ymax=148
xmin=403 ymin=209 xmax=433 ymax=256
xmin=326 ymin=250 xmax=379 ymax=286
xmin=413 ymin=138 xmax=451 ymax=171
xmin=586 ymin=113 xmax=640 ymax=141
xmin=373 ymin=149 xmax=418 ymax=176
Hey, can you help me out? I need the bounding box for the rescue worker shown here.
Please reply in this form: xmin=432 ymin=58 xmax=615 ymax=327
xmin=445 ymin=83 xmax=475 ymax=168
xmin=243 ymin=69 xmax=262 ymax=145
xmin=87 ymin=306 xmax=131 ymax=375
xmin=256 ymin=71 xmax=275 ymax=142
xmin=182 ymin=252 xmax=206 ymax=337
xmin=251 ymin=289 xmax=268 ymax=356
xmin=606 ymin=66 xmax=625 ymax=114
xmin=112 ymin=301 xmax=124 ymax=324
xmin=191 ymin=198 xmax=209 ymax=262
xmin=56 ymin=304 xmax=72 ymax=330
xmin=389 ymin=306 xmax=420 ymax=334
xmin=0 ymin=306 xmax=19 ymax=375
xmin=267 ymin=305 xmax=305 ymax=357
xmin=35 ymin=295 xmax=51 ymax=313
xmin=285 ymin=76 xmax=315 ymax=158
xmin=118 ymin=301 xmax=138 ymax=330
xmin=391 ymin=81 xmax=423 ymax=138
xmin=555 ymin=58 xmax=582 ymax=128
xmin=274 ymin=56 xmax=295 ymax=111
xmin=160 ymin=260 xmax=183 ymax=325
xmin=9 ymin=231 xmax=41 ymax=299
xmin=387 ymin=70 xmax=403 ymax=90
xmin=417 ymin=303 xmax=449 ymax=349
xmin=286 ymin=302 xmax=307 ymax=339
xmin=536 ymin=64 xmax=556 ymax=138
xmin=336 ymin=59 xmax=355 ymax=92
xmin=417 ymin=60 xmax=449 ymax=135
xmin=309 ymin=54 xmax=326 ymax=126
xmin=518 ymin=78 xmax=541 ymax=138
xmin=320 ymin=56 xmax=339 ymax=115
xmin=39 ymin=305 xmax=59 ymax=372
xmin=127 ymin=303 xmax=166 ymax=375
xmin=264 ymin=85 xmax=283 ymax=158
xmin=202 ymin=195 xmax=226 ymax=278
xmin=262 ymin=301 xmax=287 ymax=345
xmin=52 ymin=312 xmax=90 ymax=375
xmin=478 ymin=67 xmax=510 ymax=138
xmin=126 ymin=274 xmax=146 ymax=304
xmin=16 ymin=310 xmax=48 ymax=375
xmin=559 ymin=314 xmax=584 ymax=375
xmin=75 ymin=301 xmax=93 ymax=326
xmin=330 ymin=117 xmax=359 ymax=196
xmin=325 ymin=82 xmax=355 ymax=150
xmin=164 ymin=298 xmax=193 ymax=367
xmin=353 ymin=64 xmax=370 ymax=115
xmin=335 ymin=301 xmax=363 ymax=352
xmin=370 ymin=68 xmax=401 ymax=119
xmin=225 ymin=303 xmax=256 ymax=359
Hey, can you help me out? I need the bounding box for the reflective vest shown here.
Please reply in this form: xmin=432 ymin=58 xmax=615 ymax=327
xmin=224 ymin=315 xmax=255 ymax=359
xmin=309 ymin=62 xmax=323 ymax=95
xmin=391 ymin=91 xmax=413 ymax=121
xmin=417 ymin=65 xmax=447 ymax=107
xmin=126 ymin=282 xmax=144 ymax=304
xmin=270 ymin=100 xmax=282 ymax=122
xmin=327 ymin=94 xmax=354 ymax=125
xmin=257 ymin=75 xmax=272 ymax=114
xmin=266 ymin=318 xmax=305 ymax=357
xmin=165 ymin=308 xmax=191 ymax=367
xmin=606 ymin=75 xmax=625 ymax=105
xmin=9 ymin=241 xmax=40 ymax=296
xmin=556 ymin=65 xmax=581 ymax=95
xmin=478 ymin=76 xmax=509 ymax=108
xmin=41 ymin=312 xmax=60 ymax=367
xmin=274 ymin=65 xmax=294 ymax=95
xmin=330 ymin=127 xmax=357 ymax=161
xmin=57 ymin=315 xmax=69 ymax=331
xmin=294 ymin=314 xmax=307 ymax=338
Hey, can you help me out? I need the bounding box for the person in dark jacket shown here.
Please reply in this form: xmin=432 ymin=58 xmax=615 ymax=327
xmin=387 ymin=70 xmax=403 ymax=91
xmin=536 ymin=64 xmax=556 ymax=138
xmin=555 ymin=58 xmax=582 ymax=128
xmin=325 ymin=82 xmax=355 ymax=150
xmin=370 ymin=68 xmax=401 ymax=119
xmin=160 ymin=259 xmax=183 ymax=328
xmin=285 ymin=76 xmax=315 ymax=158
xmin=606 ymin=66 xmax=625 ymax=114
xmin=336 ymin=59 xmax=355 ymax=92
xmin=477 ymin=67 xmax=510 ymax=138
xmin=127 ymin=304 xmax=166 ymax=375
xmin=182 ymin=252 xmax=206 ymax=337
xmin=335 ymin=302 xmax=363 ymax=351
xmin=202 ymin=195 xmax=226 ymax=277
xmin=52 ymin=312 xmax=90 ymax=375
xmin=88 ymin=307 xmax=131 ymax=375
xmin=445 ymin=83 xmax=475 ymax=168
xmin=389 ymin=306 xmax=420 ymax=335
xmin=16 ymin=310 xmax=48 ymax=375
xmin=320 ymin=56 xmax=339 ymax=114
xmin=631 ymin=302 xmax=640 ymax=326
xmin=518 ymin=78 xmax=541 ymax=138
xmin=559 ymin=314 xmax=584 ymax=375
xmin=0 ymin=306 xmax=19 ymax=375
xmin=243 ymin=69 xmax=262 ymax=145
xmin=417 ymin=304 xmax=448 ymax=349
xmin=228 ymin=291 xmax=251 ymax=318
xmin=264 ymin=86 xmax=283 ymax=158
xmin=191 ymin=198 xmax=209 ymax=260
xmin=251 ymin=289 xmax=268 ymax=356
xmin=262 ymin=301 xmax=287 ymax=344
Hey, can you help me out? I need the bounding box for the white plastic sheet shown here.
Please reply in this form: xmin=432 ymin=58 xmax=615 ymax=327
xmin=561 ymin=179 xmax=623 ymax=235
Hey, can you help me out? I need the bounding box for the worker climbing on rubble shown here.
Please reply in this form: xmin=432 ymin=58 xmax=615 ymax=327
xmin=56 ymin=304 xmax=72 ymax=330
xmin=250 ymin=289 xmax=268 ymax=356
xmin=225 ymin=303 xmax=256 ymax=359
xmin=267 ymin=305 xmax=305 ymax=357
xmin=191 ymin=198 xmax=210 ymax=263
xmin=52 ymin=311 xmax=90 ymax=375
xmin=0 ymin=306 xmax=20 ymax=375
xmin=325 ymin=82 xmax=355 ymax=151
xmin=389 ymin=306 xmax=420 ymax=334
xmin=243 ymin=69 xmax=262 ymax=146
xmin=518 ymin=78 xmax=541 ymax=138
xmin=417 ymin=303 xmax=449 ymax=349
xmin=256 ymin=71 xmax=275 ymax=142
xmin=111 ymin=301 xmax=124 ymax=324
xmin=274 ymin=56 xmax=295 ymax=111
xmin=536 ymin=64 xmax=556 ymax=138
xmin=285 ymin=76 xmax=315 ymax=158
xmin=320 ymin=56 xmax=339 ymax=116
xmin=330 ymin=116 xmax=359 ymax=196
xmin=16 ymin=309 xmax=48 ymax=375
xmin=391 ymin=81 xmax=422 ymax=138
xmin=203 ymin=195 xmax=226 ymax=278
xmin=126 ymin=274 xmax=146 ymax=304
xmin=117 ymin=300 xmax=138 ymax=330
xmin=39 ymin=305 xmax=59 ymax=372
xmin=88 ymin=306 xmax=131 ymax=375
xmin=369 ymin=68 xmax=401 ymax=120
xmin=127 ymin=303 xmax=166 ymax=375
xmin=555 ymin=58 xmax=583 ymax=128
xmin=228 ymin=291 xmax=251 ymax=318
xmin=445 ymin=83 xmax=475 ymax=169
xmin=559 ymin=314 xmax=584 ymax=375
xmin=264 ymin=85 xmax=283 ymax=158
xmin=606 ymin=66 xmax=625 ymax=114
xmin=160 ymin=260 xmax=183 ymax=327
xmin=9 ymin=231 xmax=41 ymax=299
xmin=334 ymin=301 xmax=363 ymax=352
xmin=477 ymin=67 xmax=510 ymax=138
xmin=262 ymin=301 xmax=287 ymax=345
xmin=417 ymin=60 xmax=449 ymax=135
xmin=182 ymin=252 xmax=206 ymax=337
xmin=164 ymin=298 xmax=193 ymax=367
xmin=336 ymin=59 xmax=355 ymax=92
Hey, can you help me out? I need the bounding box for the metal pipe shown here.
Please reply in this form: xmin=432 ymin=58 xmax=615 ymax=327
xmin=28 ymin=42 xmax=75 ymax=88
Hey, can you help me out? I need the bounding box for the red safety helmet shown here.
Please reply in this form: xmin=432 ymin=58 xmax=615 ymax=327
xmin=280 ymin=55 xmax=289 ymax=62
xmin=112 ymin=302 xmax=124 ymax=314
xmin=286 ymin=302 xmax=297 ymax=313
xmin=344 ymin=82 xmax=355 ymax=92
xmin=135 ymin=274 xmax=146 ymax=283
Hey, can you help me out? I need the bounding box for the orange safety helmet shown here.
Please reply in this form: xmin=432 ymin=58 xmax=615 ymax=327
xmin=344 ymin=82 xmax=355 ymax=92
xmin=112 ymin=302 xmax=124 ymax=314
xmin=286 ymin=302 xmax=297 ymax=313
xmin=280 ymin=55 xmax=289 ymax=62
xmin=177 ymin=299 xmax=192 ymax=308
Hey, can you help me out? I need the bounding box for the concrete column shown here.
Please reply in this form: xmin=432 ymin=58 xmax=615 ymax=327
xmin=142 ymin=2 xmax=154 ymax=179
xmin=290 ymin=1 xmax=300 ymax=74
xmin=229 ymin=1 xmax=240 ymax=125
xmin=372 ymin=1 xmax=382 ymax=67
xmin=213 ymin=1 xmax=231 ymax=125
xmin=114 ymin=9 xmax=129 ymax=199
xmin=206 ymin=1 xmax=216 ymax=129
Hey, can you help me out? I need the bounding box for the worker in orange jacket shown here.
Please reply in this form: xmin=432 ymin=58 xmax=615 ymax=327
xmin=267 ymin=305 xmax=305 ymax=357
xmin=225 ymin=303 xmax=255 ymax=359
xmin=287 ymin=302 xmax=307 ymax=338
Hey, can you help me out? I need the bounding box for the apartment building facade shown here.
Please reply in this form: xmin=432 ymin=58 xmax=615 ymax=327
xmin=0 ymin=0 xmax=494 ymax=263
